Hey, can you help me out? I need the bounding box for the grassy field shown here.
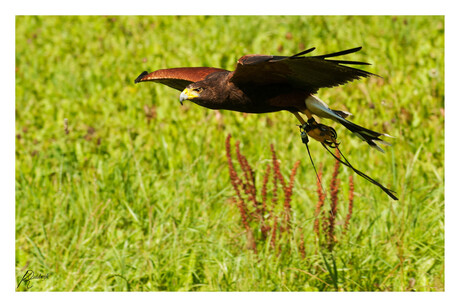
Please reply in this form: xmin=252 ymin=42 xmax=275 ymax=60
xmin=15 ymin=16 xmax=444 ymax=291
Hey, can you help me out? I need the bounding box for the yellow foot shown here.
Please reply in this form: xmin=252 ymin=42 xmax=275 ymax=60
xmin=306 ymin=123 xmax=339 ymax=147
xmin=292 ymin=112 xmax=306 ymax=124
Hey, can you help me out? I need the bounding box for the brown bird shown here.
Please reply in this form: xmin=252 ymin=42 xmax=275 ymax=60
xmin=135 ymin=46 xmax=391 ymax=152
xmin=135 ymin=46 xmax=398 ymax=200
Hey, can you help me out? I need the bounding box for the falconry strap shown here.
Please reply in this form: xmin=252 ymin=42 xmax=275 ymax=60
xmin=298 ymin=121 xmax=398 ymax=201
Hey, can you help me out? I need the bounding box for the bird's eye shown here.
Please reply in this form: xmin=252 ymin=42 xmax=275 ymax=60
xmin=195 ymin=87 xmax=203 ymax=93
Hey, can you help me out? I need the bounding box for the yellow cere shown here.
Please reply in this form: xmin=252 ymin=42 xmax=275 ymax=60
xmin=182 ymin=88 xmax=200 ymax=99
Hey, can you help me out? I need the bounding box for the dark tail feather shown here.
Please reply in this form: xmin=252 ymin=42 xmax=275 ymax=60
xmin=332 ymin=109 xmax=352 ymax=119
xmin=338 ymin=118 xmax=392 ymax=152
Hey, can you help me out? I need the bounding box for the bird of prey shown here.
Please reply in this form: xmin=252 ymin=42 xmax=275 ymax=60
xmin=135 ymin=46 xmax=397 ymax=199
xmin=135 ymin=46 xmax=390 ymax=151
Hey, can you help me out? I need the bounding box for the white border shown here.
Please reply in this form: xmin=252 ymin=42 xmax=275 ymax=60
xmin=4 ymin=1 xmax=458 ymax=306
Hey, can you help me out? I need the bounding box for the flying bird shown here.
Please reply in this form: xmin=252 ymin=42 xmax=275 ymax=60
xmin=135 ymin=46 xmax=397 ymax=199
xmin=135 ymin=46 xmax=390 ymax=151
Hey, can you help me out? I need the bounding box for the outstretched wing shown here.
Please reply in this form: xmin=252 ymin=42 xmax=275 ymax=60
xmin=135 ymin=67 xmax=228 ymax=91
xmin=229 ymin=46 xmax=377 ymax=93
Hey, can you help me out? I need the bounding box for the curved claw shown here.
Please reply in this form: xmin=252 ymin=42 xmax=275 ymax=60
xmin=302 ymin=122 xmax=339 ymax=148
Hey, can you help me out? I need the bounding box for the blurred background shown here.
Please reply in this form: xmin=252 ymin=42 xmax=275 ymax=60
xmin=15 ymin=16 xmax=444 ymax=291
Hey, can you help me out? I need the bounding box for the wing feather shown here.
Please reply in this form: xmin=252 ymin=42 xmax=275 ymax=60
xmin=229 ymin=47 xmax=377 ymax=93
xmin=135 ymin=67 xmax=228 ymax=91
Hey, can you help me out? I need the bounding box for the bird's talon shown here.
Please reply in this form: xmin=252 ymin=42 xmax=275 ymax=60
xmin=299 ymin=121 xmax=339 ymax=148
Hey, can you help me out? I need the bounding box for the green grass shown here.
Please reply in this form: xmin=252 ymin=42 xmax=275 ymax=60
xmin=15 ymin=16 xmax=444 ymax=291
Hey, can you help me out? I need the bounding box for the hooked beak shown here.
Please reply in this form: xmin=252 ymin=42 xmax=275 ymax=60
xmin=179 ymin=91 xmax=188 ymax=105
xmin=179 ymin=88 xmax=200 ymax=105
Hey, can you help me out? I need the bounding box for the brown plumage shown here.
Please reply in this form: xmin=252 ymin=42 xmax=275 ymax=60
xmin=135 ymin=46 xmax=398 ymax=200
xmin=135 ymin=67 xmax=227 ymax=91
xmin=135 ymin=46 xmax=390 ymax=151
